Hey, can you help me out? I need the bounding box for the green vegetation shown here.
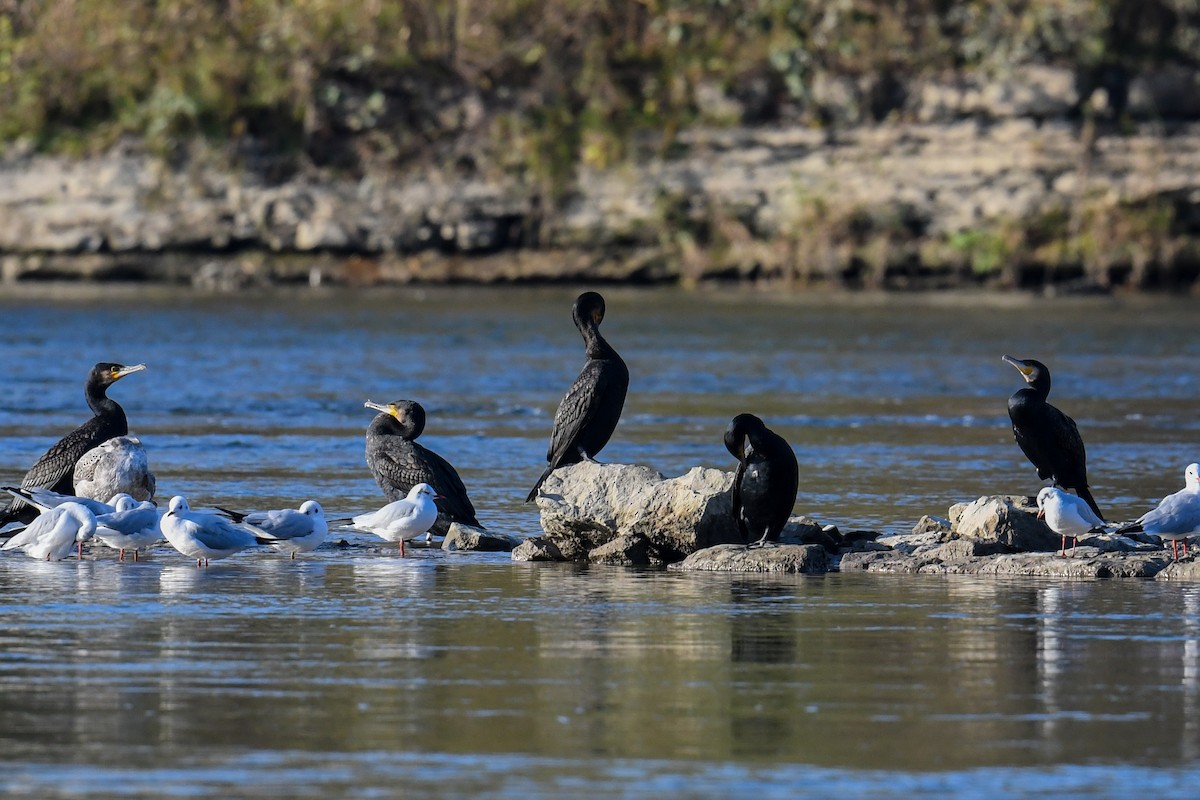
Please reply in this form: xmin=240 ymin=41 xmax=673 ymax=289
xmin=5 ymin=1 xmax=1200 ymax=175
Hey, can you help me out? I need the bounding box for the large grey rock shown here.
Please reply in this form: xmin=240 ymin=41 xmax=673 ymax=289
xmin=534 ymin=462 xmax=742 ymax=562
xmin=951 ymin=495 xmax=1060 ymax=552
xmin=671 ymin=544 xmax=829 ymax=573
xmin=840 ymin=548 xmax=1171 ymax=578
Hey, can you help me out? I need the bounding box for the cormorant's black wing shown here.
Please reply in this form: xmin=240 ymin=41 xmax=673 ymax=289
xmin=412 ymin=442 xmax=481 ymax=528
xmin=546 ymin=359 xmax=609 ymax=468
xmin=731 ymin=460 xmax=749 ymax=544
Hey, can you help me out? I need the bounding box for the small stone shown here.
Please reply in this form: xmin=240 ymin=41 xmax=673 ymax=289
xmin=511 ymin=537 xmax=565 ymax=562
xmin=912 ymin=515 xmax=951 ymax=535
xmin=671 ymin=543 xmax=828 ymax=573
xmin=441 ymin=524 xmax=520 ymax=553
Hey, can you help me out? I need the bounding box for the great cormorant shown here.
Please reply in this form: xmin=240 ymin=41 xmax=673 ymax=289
xmin=0 ymin=362 xmax=146 ymax=525
xmin=364 ymin=399 xmax=481 ymax=532
xmin=527 ymin=292 xmax=629 ymax=502
xmin=724 ymin=413 xmax=799 ymax=547
xmin=1002 ymin=355 xmax=1104 ymax=522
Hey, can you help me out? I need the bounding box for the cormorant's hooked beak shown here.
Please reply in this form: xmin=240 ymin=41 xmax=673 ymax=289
xmin=365 ymin=399 xmax=406 ymax=422
xmin=364 ymin=400 xmax=390 ymax=414
xmin=1001 ymin=354 xmax=1034 ymax=382
xmin=115 ymin=364 xmax=147 ymax=380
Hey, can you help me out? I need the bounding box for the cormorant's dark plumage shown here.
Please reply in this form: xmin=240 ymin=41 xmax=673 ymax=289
xmin=1 ymin=362 xmax=146 ymax=525
xmin=526 ymin=291 xmax=629 ymax=502
xmin=725 ymin=414 xmax=799 ymax=547
xmin=1002 ymin=355 xmax=1104 ymax=522
xmin=365 ymin=399 xmax=482 ymax=533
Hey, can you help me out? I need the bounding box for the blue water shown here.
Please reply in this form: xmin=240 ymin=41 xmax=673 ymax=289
xmin=1 ymin=285 xmax=1199 ymax=797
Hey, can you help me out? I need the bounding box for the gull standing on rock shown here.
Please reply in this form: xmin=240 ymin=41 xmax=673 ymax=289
xmin=1003 ymin=355 xmax=1104 ymax=522
xmin=94 ymin=494 xmax=161 ymax=561
xmin=217 ymin=500 xmax=328 ymax=558
xmin=160 ymin=496 xmax=261 ymax=567
xmin=351 ymin=483 xmax=440 ymax=556
xmin=724 ymin=413 xmax=799 ymax=548
xmin=1117 ymin=463 xmax=1200 ymax=560
xmin=74 ymin=435 xmax=156 ymax=502
xmin=0 ymin=502 xmax=97 ymax=561
xmin=364 ymin=399 xmax=482 ymax=533
xmin=0 ymin=363 xmax=147 ymax=525
xmin=1037 ymin=486 xmax=1106 ymax=557
xmin=527 ymin=292 xmax=629 ymax=502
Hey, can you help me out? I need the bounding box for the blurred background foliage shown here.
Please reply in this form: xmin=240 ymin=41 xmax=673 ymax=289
xmin=3 ymin=0 xmax=1200 ymax=186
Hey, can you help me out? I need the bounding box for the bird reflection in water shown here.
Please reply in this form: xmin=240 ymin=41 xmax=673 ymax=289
xmin=728 ymin=580 xmax=800 ymax=758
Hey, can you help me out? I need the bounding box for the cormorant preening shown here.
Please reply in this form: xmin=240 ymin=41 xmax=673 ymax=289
xmin=724 ymin=413 xmax=799 ymax=547
xmin=1002 ymin=355 xmax=1104 ymax=522
xmin=365 ymin=399 xmax=481 ymax=533
xmin=0 ymin=362 xmax=146 ymax=525
xmin=526 ymin=291 xmax=629 ymax=502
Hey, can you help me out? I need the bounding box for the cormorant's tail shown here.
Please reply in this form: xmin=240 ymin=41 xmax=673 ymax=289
xmin=525 ymin=466 xmax=554 ymax=503
xmin=1076 ymin=486 xmax=1106 ymax=523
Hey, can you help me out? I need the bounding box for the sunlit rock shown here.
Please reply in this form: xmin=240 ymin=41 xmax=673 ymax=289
xmin=533 ymin=462 xmax=741 ymax=562
xmin=441 ymin=524 xmax=520 ymax=553
xmin=951 ymin=495 xmax=1059 ymax=552
xmin=671 ymin=543 xmax=828 ymax=573
xmin=511 ymin=537 xmax=565 ymax=562
xmin=840 ymin=547 xmax=1171 ymax=578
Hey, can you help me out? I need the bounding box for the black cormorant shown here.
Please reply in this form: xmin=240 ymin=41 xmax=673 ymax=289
xmin=0 ymin=362 xmax=146 ymax=525
xmin=364 ymin=399 xmax=482 ymax=533
xmin=1002 ymin=355 xmax=1104 ymax=521
xmin=526 ymin=291 xmax=629 ymax=502
xmin=724 ymin=413 xmax=799 ymax=547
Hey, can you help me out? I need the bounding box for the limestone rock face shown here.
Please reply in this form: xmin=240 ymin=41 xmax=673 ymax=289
xmin=534 ymin=462 xmax=742 ymax=562
xmin=950 ymin=495 xmax=1059 ymax=552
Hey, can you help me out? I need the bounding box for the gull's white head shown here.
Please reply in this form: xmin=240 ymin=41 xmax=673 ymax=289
xmin=407 ymin=483 xmax=437 ymax=501
xmin=300 ymin=500 xmax=324 ymax=517
xmin=1036 ymin=486 xmax=1058 ymax=512
xmin=62 ymin=502 xmax=98 ymax=542
xmin=1186 ymin=463 xmax=1200 ymax=490
xmin=167 ymin=496 xmax=190 ymax=516
xmin=107 ymin=493 xmax=136 ymax=511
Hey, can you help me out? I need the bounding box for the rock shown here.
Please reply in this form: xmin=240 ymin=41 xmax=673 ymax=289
xmin=535 ymin=462 xmax=742 ymax=562
xmin=839 ymin=550 xmax=929 ymax=574
xmin=840 ymin=548 xmax=1171 ymax=578
xmin=588 ymin=534 xmax=662 ymax=566
xmin=671 ymin=543 xmax=829 ymax=573
xmin=952 ymin=495 xmax=1059 ymax=552
xmin=441 ymin=524 xmax=521 ymax=553
xmin=912 ymin=515 xmax=951 ymax=535
xmin=1155 ymin=558 xmax=1200 ymax=581
xmin=876 ymin=531 xmax=943 ymax=555
xmin=511 ymin=537 xmax=565 ymax=562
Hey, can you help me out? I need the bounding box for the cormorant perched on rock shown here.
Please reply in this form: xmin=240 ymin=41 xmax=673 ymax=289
xmin=0 ymin=362 xmax=146 ymax=525
xmin=527 ymin=291 xmax=629 ymax=502
xmin=364 ymin=399 xmax=481 ymax=533
xmin=1002 ymin=355 xmax=1104 ymax=522
xmin=724 ymin=413 xmax=799 ymax=547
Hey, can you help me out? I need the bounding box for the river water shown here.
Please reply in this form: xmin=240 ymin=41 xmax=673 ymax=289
xmin=0 ymin=285 xmax=1198 ymax=797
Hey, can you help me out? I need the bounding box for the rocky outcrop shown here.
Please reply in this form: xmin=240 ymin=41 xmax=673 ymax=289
xmin=6 ymin=102 xmax=1200 ymax=289
xmin=949 ymin=495 xmax=1059 ymax=552
xmin=532 ymin=462 xmax=740 ymax=564
xmin=840 ymin=549 xmax=1170 ymax=578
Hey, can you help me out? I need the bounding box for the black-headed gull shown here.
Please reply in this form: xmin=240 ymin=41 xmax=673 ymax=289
xmin=218 ymin=500 xmax=327 ymax=558
xmin=1037 ymin=486 xmax=1106 ymax=557
xmin=1117 ymin=463 xmax=1200 ymax=559
xmin=74 ymin=435 xmax=156 ymax=502
xmin=351 ymin=483 xmax=439 ymax=556
xmin=0 ymin=502 xmax=97 ymax=561
xmin=160 ymin=495 xmax=261 ymax=567
xmin=94 ymin=494 xmax=161 ymax=561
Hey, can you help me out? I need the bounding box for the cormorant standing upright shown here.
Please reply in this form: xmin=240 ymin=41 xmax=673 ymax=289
xmin=364 ymin=399 xmax=481 ymax=533
xmin=1002 ymin=355 xmax=1104 ymax=521
xmin=1 ymin=362 xmax=146 ymax=525
xmin=526 ymin=291 xmax=629 ymax=502
xmin=724 ymin=413 xmax=799 ymax=547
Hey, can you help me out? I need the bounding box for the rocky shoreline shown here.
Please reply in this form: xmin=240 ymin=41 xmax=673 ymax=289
xmin=6 ymin=64 xmax=1200 ymax=292
xmin=516 ymin=461 xmax=1200 ymax=579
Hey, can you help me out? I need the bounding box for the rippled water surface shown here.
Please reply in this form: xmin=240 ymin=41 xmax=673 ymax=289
xmin=1 ymin=285 xmax=1199 ymax=797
